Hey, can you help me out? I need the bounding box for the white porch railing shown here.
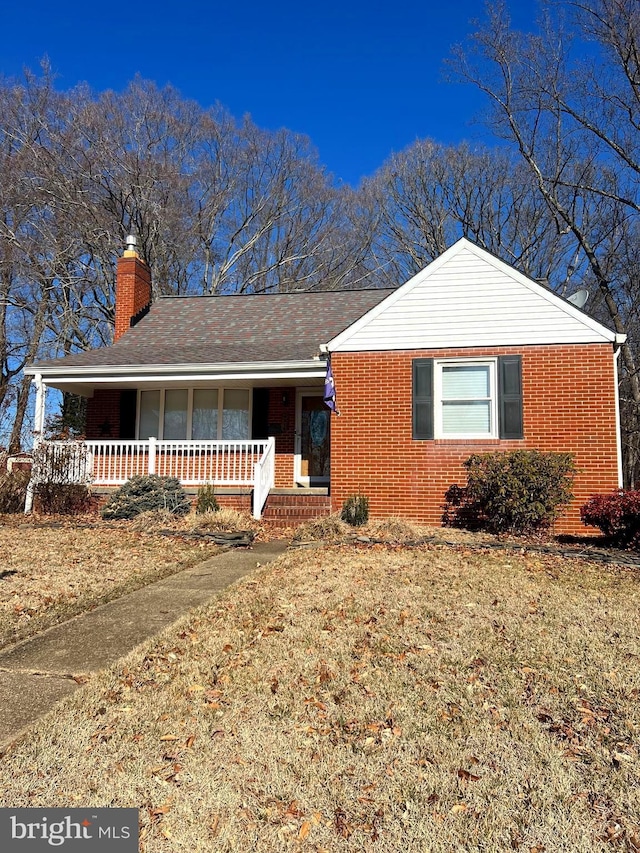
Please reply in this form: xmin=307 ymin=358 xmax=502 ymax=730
xmin=32 ymin=438 xmax=277 ymax=519
xmin=252 ymin=435 xmax=276 ymax=519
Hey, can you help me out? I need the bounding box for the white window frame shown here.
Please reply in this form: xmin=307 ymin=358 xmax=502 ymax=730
xmin=136 ymin=388 xmax=252 ymax=440
xmin=434 ymin=358 xmax=498 ymax=439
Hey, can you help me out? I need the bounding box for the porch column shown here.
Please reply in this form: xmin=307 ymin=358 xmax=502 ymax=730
xmin=25 ymin=374 xmax=46 ymax=513
xmin=33 ymin=373 xmax=47 ymax=442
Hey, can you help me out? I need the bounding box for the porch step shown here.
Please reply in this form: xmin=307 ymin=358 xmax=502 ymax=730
xmin=261 ymin=491 xmax=332 ymax=525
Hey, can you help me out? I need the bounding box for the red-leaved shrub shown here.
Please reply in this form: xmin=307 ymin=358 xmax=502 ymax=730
xmin=580 ymin=490 xmax=640 ymax=546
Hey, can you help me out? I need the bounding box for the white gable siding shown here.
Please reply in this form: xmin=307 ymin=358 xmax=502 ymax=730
xmin=329 ymin=242 xmax=616 ymax=352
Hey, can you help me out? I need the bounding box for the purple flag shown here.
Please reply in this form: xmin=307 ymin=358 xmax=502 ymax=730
xmin=324 ymin=359 xmax=340 ymax=414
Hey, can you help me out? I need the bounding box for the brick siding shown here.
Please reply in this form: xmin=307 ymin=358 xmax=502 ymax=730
xmin=330 ymin=344 xmax=620 ymax=535
xmin=268 ymin=387 xmax=296 ymax=487
xmin=86 ymin=390 xmax=122 ymax=438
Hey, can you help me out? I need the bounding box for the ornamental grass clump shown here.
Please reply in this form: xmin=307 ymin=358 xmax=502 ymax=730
xmin=101 ymin=475 xmax=191 ymax=521
xmin=444 ymin=449 xmax=576 ymax=534
xmin=195 ymin=483 xmax=220 ymax=514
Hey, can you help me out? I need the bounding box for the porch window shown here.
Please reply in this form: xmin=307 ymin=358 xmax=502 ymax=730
xmin=192 ymin=389 xmax=218 ymax=439
xmin=222 ymin=389 xmax=250 ymax=439
xmin=163 ymin=389 xmax=188 ymax=440
xmin=137 ymin=389 xmax=250 ymax=440
xmin=139 ymin=390 xmax=160 ymax=440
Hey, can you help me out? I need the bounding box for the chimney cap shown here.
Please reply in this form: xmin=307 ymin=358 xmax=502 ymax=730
xmin=124 ymin=234 xmax=138 ymax=257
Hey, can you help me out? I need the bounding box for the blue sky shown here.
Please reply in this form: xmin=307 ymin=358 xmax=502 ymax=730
xmin=1 ymin=0 xmax=538 ymax=186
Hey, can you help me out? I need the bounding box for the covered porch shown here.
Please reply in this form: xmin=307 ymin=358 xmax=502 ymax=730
xmin=27 ymin=365 xmax=332 ymax=519
xmin=35 ymin=437 xmax=277 ymax=518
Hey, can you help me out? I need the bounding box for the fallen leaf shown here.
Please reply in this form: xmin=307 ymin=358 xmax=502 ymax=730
xmin=298 ymin=821 xmax=311 ymax=840
xmin=457 ymin=768 xmax=481 ymax=782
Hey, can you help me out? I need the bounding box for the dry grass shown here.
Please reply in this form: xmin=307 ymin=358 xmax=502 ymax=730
xmin=292 ymin=513 xmax=497 ymax=546
xmin=188 ymin=508 xmax=258 ymax=533
xmin=1 ymin=543 xmax=639 ymax=851
xmin=292 ymin=513 xmax=351 ymax=542
xmin=0 ymin=515 xmax=221 ymax=648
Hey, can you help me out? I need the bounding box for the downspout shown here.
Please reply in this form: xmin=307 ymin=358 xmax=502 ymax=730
xmin=613 ymin=342 xmax=624 ymax=488
xmin=24 ymin=373 xmax=46 ymax=513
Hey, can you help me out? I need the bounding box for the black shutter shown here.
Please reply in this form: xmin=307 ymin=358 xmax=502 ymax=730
xmin=413 ymin=358 xmax=434 ymax=439
xmin=498 ymin=355 xmax=523 ymax=439
xmin=119 ymin=389 xmax=137 ymax=439
xmin=251 ymin=388 xmax=270 ymax=439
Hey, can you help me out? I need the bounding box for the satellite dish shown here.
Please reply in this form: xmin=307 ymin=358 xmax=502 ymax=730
xmin=567 ymin=288 xmax=589 ymax=309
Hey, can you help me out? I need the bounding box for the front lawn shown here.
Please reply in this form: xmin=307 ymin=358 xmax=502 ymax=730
xmin=1 ymin=543 xmax=639 ymax=851
xmin=0 ymin=516 xmax=221 ymax=649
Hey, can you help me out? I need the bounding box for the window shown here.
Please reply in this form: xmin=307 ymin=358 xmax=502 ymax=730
xmin=192 ymin=389 xmax=218 ymax=439
xmin=137 ymin=389 xmax=250 ymax=440
xmin=413 ymin=356 xmax=522 ymax=440
xmin=222 ymin=389 xmax=250 ymax=439
xmin=139 ymin=390 xmax=160 ymax=440
xmin=438 ymin=361 xmax=496 ymax=438
xmin=163 ymin=389 xmax=188 ymax=440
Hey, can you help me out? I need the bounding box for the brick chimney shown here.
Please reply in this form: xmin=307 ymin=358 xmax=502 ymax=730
xmin=114 ymin=235 xmax=152 ymax=342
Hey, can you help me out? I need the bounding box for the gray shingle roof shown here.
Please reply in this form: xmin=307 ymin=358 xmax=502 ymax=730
xmin=33 ymin=288 xmax=395 ymax=370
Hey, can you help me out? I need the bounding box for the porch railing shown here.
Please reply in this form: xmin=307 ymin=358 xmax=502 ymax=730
xmin=30 ymin=438 xmax=277 ymax=519
xmin=252 ymin=436 xmax=276 ymax=519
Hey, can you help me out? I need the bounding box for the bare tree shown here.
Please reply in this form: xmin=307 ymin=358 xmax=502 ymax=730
xmin=359 ymin=138 xmax=576 ymax=290
xmin=450 ymin=0 xmax=640 ymax=482
xmin=0 ymin=71 xmax=377 ymax=446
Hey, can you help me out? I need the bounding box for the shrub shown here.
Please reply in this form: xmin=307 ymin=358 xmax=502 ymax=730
xmin=101 ymin=475 xmax=191 ymax=521
xmin=341 ymin=492 xmax=370 ymax=527
xmin=30 ymin=440 xmax=93 ymax=515
xmin=31 ymin=440 xmax=92 ymax=486
xmin=580 ymin=490 xmax=640 ymax=546
xmin=196 ymin=483 xmax=220 ymax=514
xmin=35 ymin=483 xmax=92 ymax=515
xmin=443 ymin=450 xmax=576 ymax=534
xmin=0 ymin=470 xmax=31 ymax=513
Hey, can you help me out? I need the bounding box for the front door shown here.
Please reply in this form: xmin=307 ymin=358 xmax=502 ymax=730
xmin=295 ymin=392 xmax=330 ymax=485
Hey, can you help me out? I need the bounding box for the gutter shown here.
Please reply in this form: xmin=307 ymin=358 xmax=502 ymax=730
xmin=24 ymin=359 xmax=325 ymax=383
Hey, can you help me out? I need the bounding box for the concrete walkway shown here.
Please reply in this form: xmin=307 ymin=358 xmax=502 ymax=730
xmin=0 ymin=540 xmax=288 ymax=751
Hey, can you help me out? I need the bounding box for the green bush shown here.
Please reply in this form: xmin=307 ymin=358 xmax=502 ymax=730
xmin=101 ymin=475 xmax=191 ymax=521
xmin=443 ymin=450 xmax=576 ymax=534
xmin=0 ymin=470 xmax=31 ymax=513
xmin=196 ymin=483 xmax=220 ymax=514
xmin=341 ymin=492 xmax=370 ymax=527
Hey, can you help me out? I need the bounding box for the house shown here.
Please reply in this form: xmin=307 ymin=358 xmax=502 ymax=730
xmin=25 ymin=237 xmax=624 ymax=532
